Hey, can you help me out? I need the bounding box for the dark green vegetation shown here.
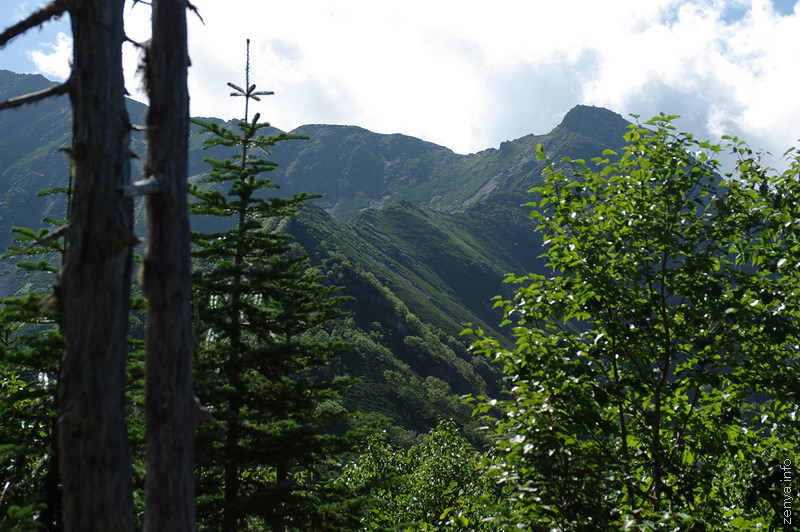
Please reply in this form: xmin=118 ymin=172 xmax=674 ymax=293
xmin=0 ymin=70 xmax=630 ymax=443
xmin=4 ymin=67 xmax=797 ymax=529
xmin=0 ymin=276 xmax=63 ymax=531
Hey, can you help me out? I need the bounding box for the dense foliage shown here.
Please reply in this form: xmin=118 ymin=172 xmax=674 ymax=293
xmin=190 ymin=50 xmax=363 ymax=531
xmin=0 ymin=188 xmax=68 ymax=530
xmin=468 ymin=115 xmax=800 ymax=529
xmin=335 ymin=420 xmax=501 ymax=531
xmin=0 ymin=292 xmax=61 ymax=531
xmin=0 ymin=187 xmax=148 ymax=531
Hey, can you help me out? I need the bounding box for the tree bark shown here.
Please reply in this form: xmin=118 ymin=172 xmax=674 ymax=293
xmin=58 ymin=0 xmax=135 ymax=530
xmin=141 ymin=0 xmax=196 ymax=530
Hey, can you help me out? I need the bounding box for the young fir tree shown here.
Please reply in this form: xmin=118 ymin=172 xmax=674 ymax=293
xmin=191 ymin=41 xmax=363 ymax=532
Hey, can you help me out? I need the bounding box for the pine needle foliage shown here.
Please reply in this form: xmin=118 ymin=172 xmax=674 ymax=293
xmin=0 ymin=180 xmax=69 ymax=531
xmin=191 ymin=41 xmax=362 ymax=532
xmin=0 ymin=292 xmax=61 ymax=532
xmin=0 ymin=169 xmax=147 ymax=530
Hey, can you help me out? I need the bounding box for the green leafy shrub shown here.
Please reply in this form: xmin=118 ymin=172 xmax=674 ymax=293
xmin=469 ymin=115 xmax=800 ymax=529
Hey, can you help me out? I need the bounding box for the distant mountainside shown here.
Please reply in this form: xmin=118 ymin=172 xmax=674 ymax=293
xmin=266 ymin=105 xmax=628 ymax=220
xmin=0 ymin=69 xmax=630 ymax=441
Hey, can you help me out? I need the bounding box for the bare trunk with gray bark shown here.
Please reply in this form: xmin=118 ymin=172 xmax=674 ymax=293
xmin=141 ymin=0 xmax=196 ymax=530
xmin=58 ymin=0 xmax=135 ymax=530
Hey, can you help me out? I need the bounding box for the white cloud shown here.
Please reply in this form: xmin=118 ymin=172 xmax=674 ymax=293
xmin=577 ymin=0 xmax=800 ymax=162
xmin=10 ymin=0 xmax=799 ymax=159
xmin=111 ymin=0 xmax=799 ymax=162
xmin=27 ymin=32 xmax=72 ymax=80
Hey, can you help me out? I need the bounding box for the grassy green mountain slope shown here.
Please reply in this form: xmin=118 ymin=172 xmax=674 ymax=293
xmin=0 ymin=69 xmax=631 ymax=441
xmin=0 ymin=71 xmax=149 ymax=253
xmin=264 ymin=107 xmax=630 ymax=439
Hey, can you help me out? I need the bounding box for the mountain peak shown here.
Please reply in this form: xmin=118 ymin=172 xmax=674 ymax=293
xmin=0 ymin=69 xmax=58 ymax=101
xmin=557 ymin=105 xmax=630 ymax=146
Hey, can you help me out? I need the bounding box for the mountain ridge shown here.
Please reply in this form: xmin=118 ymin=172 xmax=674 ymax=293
xmin=0 ymin=69 xmax=631 ymax=440
xmin=0 ymin=69 xmax=630 ymax=223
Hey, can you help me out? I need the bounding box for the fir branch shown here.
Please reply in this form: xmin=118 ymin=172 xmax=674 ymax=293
xmin=0 ymin=0 xmax=67 ymax=48
xmin=35 ymin=224 xmax=71 ymax=245
xmin=3 ymin=225 xmax=70 ymax=258
xmin=0 ymin=80 xmax=70 ymax=111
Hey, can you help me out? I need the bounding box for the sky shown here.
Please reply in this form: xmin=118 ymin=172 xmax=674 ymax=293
xmin=2 ymin=0 xmax=799 ymax=168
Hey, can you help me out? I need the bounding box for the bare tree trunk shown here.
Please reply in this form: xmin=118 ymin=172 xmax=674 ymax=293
xmin=141 ymin=0 xmax=196 ymax=530
xmin=58 ymin=0 xmax=135 ymax=530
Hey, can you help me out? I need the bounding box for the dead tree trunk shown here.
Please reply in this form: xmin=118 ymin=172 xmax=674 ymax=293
xmin=58 ymin=0 xmax=135 ymax=530
xmin=141 ymin=0 xmax=196 ymax=530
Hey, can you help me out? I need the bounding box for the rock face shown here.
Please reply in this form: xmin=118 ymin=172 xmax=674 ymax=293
xmin=557 ymin=104 xmax=631 ymax=146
